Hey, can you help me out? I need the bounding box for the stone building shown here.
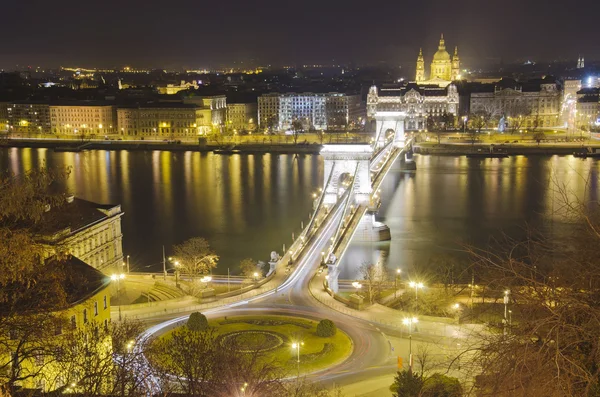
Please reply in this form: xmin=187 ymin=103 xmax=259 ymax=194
xmin=1 ymin=256 xmax=112 ymax=392
xmin=50 ymin=101 xmax=116 ymax=136
xmin=117 ymin=103 xmax=209 ymax=138
xmin=367 ymin=83 xmax=460 ymax=131
xmin=35 ymin=195 xmax=124 ymax=272
xmin=226 ymin=102 xmax=257 ymax=132
xmin=469 ymin=77 xmax=562 ymax=129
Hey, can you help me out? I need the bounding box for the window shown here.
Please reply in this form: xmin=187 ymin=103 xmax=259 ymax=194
xmin=71 ymin=315 xmax=77 ymax=329
xmin=83 ymin=309 xmax=88 ymax=324
xmin=94 ymin=301 xmax=98 ymax=316
xmin=103 ymin=295 xmax=107 ymax=309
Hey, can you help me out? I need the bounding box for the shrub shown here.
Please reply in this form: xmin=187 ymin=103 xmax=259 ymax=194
xmin=316 ymin=319 xmax=337 ymax=337
xmin=187 ymin=312 xmax=208 ymax=332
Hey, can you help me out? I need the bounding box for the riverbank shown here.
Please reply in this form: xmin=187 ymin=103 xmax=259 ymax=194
xmin=0 ymin=137 xmax=324 ymax=154
xmin=414 ymin=142 xmax=598 ymax=156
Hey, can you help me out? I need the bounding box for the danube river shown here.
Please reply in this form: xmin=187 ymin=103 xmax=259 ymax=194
xmin=1 ymin=147 xmax=599 ymax=277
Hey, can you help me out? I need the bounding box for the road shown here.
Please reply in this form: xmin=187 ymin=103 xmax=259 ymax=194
xmin=140 ymin=142 xmax=466 ymax=396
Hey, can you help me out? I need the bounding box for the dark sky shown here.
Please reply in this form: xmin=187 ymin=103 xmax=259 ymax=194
xmin=3 ymin=0 xmax=600 ymax=69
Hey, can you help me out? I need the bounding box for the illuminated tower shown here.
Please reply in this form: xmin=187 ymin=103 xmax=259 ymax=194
xmin=416 ymin=48 xmax=425 ymax=82
xmin=451 ymin=46 xmax=461 ymax=81
xmin=577 ymin=56 xmax=585 ymax=69
xmin=430 ymin=34 xmax=452 ymax=81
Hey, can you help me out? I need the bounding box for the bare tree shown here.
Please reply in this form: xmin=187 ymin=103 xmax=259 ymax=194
xmin=172 ymin=237 xmax=219 ymax=279
xmin=470 ymin=101 xmax=502 ymax=134
xmin=239 ymin=257 xmax=258 ymax=279
xmin=359 ymin=263 xmax=389 ymax=304
xmin=291 ymin=119 xmax=303 ymax=145
xmin=464 ymin=175 xmax=600 ymax=396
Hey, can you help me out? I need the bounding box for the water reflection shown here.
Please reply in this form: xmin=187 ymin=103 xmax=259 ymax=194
xmin=0 ymin=148 xmax=319 ymax=273
xmin=339 ymin=155 xmax=600 ymax=279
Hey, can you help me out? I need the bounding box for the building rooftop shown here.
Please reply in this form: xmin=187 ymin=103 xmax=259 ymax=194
xmin=33 ymin=197 xmax=121 ymax=242
xmin=0 ymin=255 xmax=111 ymax=315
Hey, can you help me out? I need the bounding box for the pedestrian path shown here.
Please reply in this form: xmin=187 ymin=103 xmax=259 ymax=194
xmin=308 ymin=270 xmax=484 ymax=340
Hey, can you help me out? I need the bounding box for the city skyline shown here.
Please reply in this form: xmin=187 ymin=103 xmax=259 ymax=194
xmin=3 ymin=0 xmax=600 ymax=70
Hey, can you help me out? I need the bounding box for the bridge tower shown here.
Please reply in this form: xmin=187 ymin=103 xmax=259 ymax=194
xmin=373 ymin=111 xmax=407 ymax=149
xmin=321 ymin=144 xmax=373 ymax=205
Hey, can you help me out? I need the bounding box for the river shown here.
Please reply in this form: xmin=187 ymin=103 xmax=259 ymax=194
xmin=1 ymin=148 xmax=599 ymax=277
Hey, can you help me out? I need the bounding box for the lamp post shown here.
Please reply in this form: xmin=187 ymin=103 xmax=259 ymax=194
xmin=253 ymin=272 xmax=259 ymax=284
xmin=174 ymin=261 xmax=180 ymax=287
xmin=111 ymin=273 xmax=125 ymax=318
xmin=127 ymin=255 xmax=130 ymax=274
xmin=200 ymin=275 xmax=212 ymax=289
xmin=503 ymin=290 xmax=510 ymax=335
xmin=292 ymin=341 xmax=304 ymax=377
xmin=409 ymin=281 xmax=424 ymax=305
xmin=395 ymin=269 xmax=402 ymax=299
xmin=402 ymin=317 xmax=418 ymax=374
xmin=351 ymin=281 xmax=362 ymax=296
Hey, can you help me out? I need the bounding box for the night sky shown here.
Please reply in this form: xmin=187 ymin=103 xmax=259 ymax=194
xmin=3 ymin=0 xmax=600 ymax=69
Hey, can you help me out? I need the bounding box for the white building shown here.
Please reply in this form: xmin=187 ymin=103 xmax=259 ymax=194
xmin=258 ymin=93 xmax=363 ymax=132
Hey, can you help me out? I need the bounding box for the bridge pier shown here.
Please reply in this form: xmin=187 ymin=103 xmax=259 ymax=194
xmin=400 ymin=147 xmax=417 ymax=171
xmin=353 ymin=212 xmax=391 ymax=242
xmin=326 ymin=263 xmax=340 ymax=293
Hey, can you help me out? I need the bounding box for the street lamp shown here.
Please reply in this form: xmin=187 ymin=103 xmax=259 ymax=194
xmin=240 ymin=382 xmax=248 ymax=396
xmin=127 ymin=255 xmax=130 ymax=273
xmin=200 ymin=275 xmax=212 ymax=289
xmin=111 ymin=273 xmax=125 ymax=295
xmin=503 ymin=290 xmax=510 ymax=335
xmin=253 ymin=272 xmax=259 ymax=283
xmin=409 ymin=281 xmax=424 ymax=302
xmin=351 ymin=281 xmax=362 ymax=296
xmin=395 ymin=269 xmax=402 ymax=299
xmin=291 ymin=341 xmax=304 ymax=377
xmin=402 ymin=317 xmax=418 ymax=374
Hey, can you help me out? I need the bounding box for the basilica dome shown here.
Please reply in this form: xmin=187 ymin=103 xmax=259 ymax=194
xmin=432 ymin=34 xmax=450 ymax=61
xmin=433 ymin=48 xmax=451 ymax=61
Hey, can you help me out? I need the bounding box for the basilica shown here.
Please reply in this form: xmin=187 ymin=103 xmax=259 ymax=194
xmin=416 ymin=34 xmax=460 ymax=86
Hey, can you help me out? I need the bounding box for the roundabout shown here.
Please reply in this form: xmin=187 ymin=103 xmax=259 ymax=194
xmin=153 ymin=315 xmax=354 ymax=375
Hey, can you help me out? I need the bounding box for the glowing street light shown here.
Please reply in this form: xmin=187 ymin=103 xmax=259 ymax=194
xmin=395 ymin=268 xmax=402 ymax=299
xmin=503 ymin=290 xmax=510 ymax=335
xmin=402 ymin=317 xmax=418 ymax=373
xmin=352 ymin=281 xmax=362 ymax=296
xmin=409 ymin=281 xmax=424 ymax=301
xmin=291 ymin=341 xmax=304 ymax=377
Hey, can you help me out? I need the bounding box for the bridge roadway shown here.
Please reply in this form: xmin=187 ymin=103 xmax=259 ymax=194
xmin=139 ymin=140 xmax=461 ymax=395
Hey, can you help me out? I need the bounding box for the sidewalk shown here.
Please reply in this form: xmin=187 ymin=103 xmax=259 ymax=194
xmin=308 ymin=271 xmax=484 ymax=340
xmin=113 ymin=204 xmax=337 ymax=321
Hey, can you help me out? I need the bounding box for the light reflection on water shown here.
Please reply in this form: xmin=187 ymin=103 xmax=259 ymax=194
xmin=3 ymin=148 xmax=600 ymax=278
xmin=0 ymin=148 xmax=319 ymax=274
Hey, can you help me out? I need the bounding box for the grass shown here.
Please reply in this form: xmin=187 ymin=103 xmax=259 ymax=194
xmin=157 ymin=315 xmax=353 ymax=375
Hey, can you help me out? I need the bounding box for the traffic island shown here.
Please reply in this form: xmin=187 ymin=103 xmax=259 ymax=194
xmin=153 ymin=315 xmax=353 ymax=375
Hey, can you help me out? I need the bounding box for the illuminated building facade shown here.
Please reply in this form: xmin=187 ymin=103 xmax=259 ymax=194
xmin=3 ymin=256 xmax=112 ymax=392
xmin=50 ymin=102 xmax=116 ymax=136
xmin=470 ymin=77 xmax=561 ymax=129
xmin=117 ymin=103 xmax=209 ymax=138
xmin=576 ymin=88 xmax=600 ymax=130
xmin=4 ymin=102 xmax=52 ymax=134
xmin=183 ymin=95 xmax=227 ymax=127
xmin=367 ymin=83 xmax=459 ymax=131
xmin=258 ymin=93 xmax=363 ymax=131
xmin=35 ymin=196 xmax=124 ymax=272
xmin=0 ymin=103 xmax=7 ymax=131
xmin=226 ymin=103 xmax=257 ymax=132
xmin=416 ymin=34 xmax=460 ymax=86
xmin=157 ymin=80 xmax=199 ymax=95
